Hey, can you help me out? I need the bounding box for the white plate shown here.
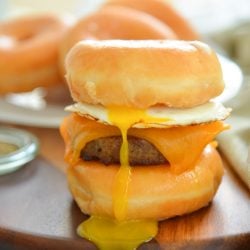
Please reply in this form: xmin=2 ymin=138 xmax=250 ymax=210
xmin=0 ymin=85 xmax=71 ymax=128
xmin=0 ymin=54 xmax=243 ymax=128
xmin=214 ymin=55 xmax=243 ymax=103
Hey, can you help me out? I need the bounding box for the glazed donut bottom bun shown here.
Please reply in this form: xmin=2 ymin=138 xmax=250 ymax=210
xmin=67 ymin=144 xmax=223 ymax=220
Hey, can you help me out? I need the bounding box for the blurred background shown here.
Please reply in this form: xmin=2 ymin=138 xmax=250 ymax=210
xmin=1 ymin=0 xmax=250 ymax=32
xmin=1 ymin=0 xmax=250 ymax=69
xmin=1 ymin=0 xmax=250 ymax=111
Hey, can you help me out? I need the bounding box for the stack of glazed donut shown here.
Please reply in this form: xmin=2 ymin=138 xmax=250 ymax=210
xmin=0 ymin=0 xmax=199 ymax=94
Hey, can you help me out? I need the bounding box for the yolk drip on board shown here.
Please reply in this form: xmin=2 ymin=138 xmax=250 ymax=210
xmin=77 ymin=106 xmax=169 ymax=250
xmin=77 ymin=216 xmax=158 ymax=250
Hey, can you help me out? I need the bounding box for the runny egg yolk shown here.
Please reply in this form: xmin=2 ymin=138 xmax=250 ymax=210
xmin=77 ymin=106 xmax=169 ymax=250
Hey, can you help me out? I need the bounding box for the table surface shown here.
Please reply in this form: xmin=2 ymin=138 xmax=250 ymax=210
xmin=0 ymin=125 xmax=250 ymax=250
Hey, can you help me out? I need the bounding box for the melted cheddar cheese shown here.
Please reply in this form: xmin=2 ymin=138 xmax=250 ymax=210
xmin=61 ymin=113 xmax=227 ymax=174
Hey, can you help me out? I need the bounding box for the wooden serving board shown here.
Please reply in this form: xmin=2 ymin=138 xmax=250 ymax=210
xmin=0 ymin=127 xmax=250 ymax=250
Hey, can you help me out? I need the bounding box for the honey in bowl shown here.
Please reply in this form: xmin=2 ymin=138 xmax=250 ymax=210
xmin=0 ymin=127 xmax=39 ymax=175
xmin=0 ymin=141 xmax=18 ymax=156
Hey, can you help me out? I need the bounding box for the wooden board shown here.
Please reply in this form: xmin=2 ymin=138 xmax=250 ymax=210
xmin=0 ymin=126 xmax=250 ymax=250
xmin=0 ymin=156 xmax=249 ymax=250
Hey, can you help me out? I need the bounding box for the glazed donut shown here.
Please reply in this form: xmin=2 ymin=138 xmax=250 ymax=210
xmin=0 ymin=14 xmax=73 ymax=94
xmin=67 ymin=144 xmax=223 ymax=220
xmin=59 ymin=6 xmax=177 ymax=78
xmin=65 ymin=40 xmax=224 ymax=109
xmin=105 ymin=0 xmax=200 ymax=40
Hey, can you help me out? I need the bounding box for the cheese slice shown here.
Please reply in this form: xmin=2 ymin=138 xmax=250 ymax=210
xmin=60 ymin=113 xmax=227 ymax=173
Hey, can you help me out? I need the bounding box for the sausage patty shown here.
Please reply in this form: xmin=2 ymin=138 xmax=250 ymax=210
xmin=81 ymin=136 xmax=168 ymax=166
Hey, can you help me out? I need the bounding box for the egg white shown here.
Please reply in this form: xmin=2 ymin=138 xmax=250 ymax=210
xmin=65 ymin=102 xmax=231 ymax=128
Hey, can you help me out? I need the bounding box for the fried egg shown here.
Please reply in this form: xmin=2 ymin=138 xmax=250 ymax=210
xmin=65 ymin=101 xmax=231 ymax=128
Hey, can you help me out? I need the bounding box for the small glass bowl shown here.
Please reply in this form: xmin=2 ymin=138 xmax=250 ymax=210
xmin=0 ymin=127 xmax=39 ymax=175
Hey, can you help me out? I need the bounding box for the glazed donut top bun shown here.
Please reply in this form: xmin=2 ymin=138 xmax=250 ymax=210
xmin=65 ymin=40 xmax=224 ymax=109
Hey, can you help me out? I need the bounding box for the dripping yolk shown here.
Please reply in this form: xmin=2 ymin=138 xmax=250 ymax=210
xmin=77 ymin=106 xmax=169 ymax=250
xmin=108 ymin=106 xmax=169 ymax=221
xmin=77 ymin=216 xmax=158 ymax=250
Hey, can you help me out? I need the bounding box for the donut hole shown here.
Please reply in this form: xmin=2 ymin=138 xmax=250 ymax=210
xmin=19 ymin=34 xmax=33 ymax=41
xmin=17 ymin=32 xmax=36 ymax=42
